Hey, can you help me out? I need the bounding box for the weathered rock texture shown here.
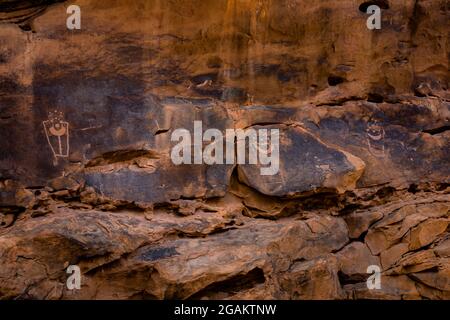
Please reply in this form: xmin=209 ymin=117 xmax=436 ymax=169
xmin=0 ymin=0 xmax=449 ymax=299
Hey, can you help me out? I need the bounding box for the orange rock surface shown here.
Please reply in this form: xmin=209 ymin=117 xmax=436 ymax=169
xmin=0 ymin=0 xmax=449 ymax=299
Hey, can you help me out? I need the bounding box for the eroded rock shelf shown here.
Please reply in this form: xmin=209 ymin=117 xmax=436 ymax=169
xmin=0 ymin=0 xmax=449 ymax=300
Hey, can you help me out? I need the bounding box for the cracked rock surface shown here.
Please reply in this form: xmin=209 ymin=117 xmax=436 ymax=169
xmin=0 ymin=0 xmax=449 ymax=299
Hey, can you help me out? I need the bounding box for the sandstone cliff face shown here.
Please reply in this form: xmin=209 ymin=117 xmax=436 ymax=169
xmin=0 ymin=0 xmax=449 ymax=300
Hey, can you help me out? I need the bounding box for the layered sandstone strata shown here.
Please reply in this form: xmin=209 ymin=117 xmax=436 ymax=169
xmin=0 ymin=0 xmax=449 ymax=299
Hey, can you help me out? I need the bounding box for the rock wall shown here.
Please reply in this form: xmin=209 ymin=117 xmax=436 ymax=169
xmin=0 ymin=0 xmax=449 ymax=299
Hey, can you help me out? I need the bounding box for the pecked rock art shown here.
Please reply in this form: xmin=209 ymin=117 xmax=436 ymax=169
xmin=42 ymin=110 xmax=69 ymax=165
xmin=0 ymin=0 xmax=449 ymax=300
xmin=366 ymin=120 xmax=386 ymax=158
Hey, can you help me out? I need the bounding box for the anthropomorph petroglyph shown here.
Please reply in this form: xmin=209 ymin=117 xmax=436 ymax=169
xmin=43 ymin=110 xmax=70 ymax=165
xmin=366 ymin=121 xmax=385 ymax=158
